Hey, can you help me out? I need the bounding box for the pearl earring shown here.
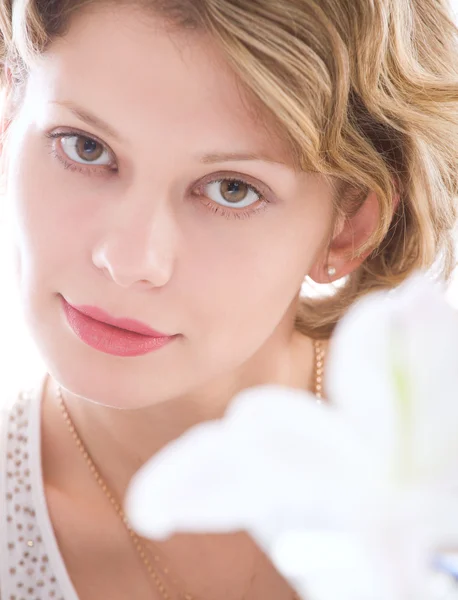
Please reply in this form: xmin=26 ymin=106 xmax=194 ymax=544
xmin=327 ymin=266 xmax=337 ymax=277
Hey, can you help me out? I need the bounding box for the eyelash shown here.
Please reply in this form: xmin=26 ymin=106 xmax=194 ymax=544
xmin=45 ymin=130 xmax=272 ymax=221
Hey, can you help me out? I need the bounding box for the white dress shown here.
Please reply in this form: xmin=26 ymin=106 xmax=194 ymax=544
xmin=0 ymin=376 xmax=79 ymax=600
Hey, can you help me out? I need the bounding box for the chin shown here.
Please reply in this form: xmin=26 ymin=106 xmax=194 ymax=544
xmin=31 ymin=326 xmax=181 ymax=410
xmin=47 ymin=355 xmax=178 ymax=409
xmin=26 ymin=300 xmax=200 ymax=409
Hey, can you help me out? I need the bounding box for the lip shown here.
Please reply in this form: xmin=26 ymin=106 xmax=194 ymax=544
xmin=61 ymin=296 xmax=176 ymax=357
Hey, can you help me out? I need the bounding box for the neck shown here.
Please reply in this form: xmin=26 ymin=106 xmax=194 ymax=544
xmin=41 ymin=328 xmax=321 ymax=505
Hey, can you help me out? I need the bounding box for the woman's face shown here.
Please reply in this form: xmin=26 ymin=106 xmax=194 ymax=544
xmin=4 ymin=5 xmax=335 ymax=408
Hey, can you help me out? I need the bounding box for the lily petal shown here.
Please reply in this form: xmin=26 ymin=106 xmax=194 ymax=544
xmin=326 ymin=273 xmax=458 ymax=485
xmin=126 ymin=385 xmax=376 ymax=542
xmin=396 ymin=279 xmax=458 ymax=486
xmin=272 ymin=530 xmax=393 ymax=600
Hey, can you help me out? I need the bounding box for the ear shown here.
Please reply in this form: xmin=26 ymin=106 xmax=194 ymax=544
xmin=308 ymin=188 xmax=400 ymax=284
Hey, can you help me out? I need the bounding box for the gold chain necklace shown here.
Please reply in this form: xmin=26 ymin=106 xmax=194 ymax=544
xmin=57 ymin=338 xmax=326 ymax=600
xmin=313 ymin=338 xmax=325 ymax=402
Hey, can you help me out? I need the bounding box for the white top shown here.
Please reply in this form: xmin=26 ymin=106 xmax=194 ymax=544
xmin=2 ymin=377 xmax=458 ymax=600
xmin=0 ymin=376 xmax=79 ymax=600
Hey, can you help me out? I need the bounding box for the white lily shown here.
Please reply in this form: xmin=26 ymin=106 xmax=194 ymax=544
xmin=126 ymin=273 xmax=458 ymax=600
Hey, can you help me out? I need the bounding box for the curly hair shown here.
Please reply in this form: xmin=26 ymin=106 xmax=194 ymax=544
xmin=0 ymin=0 xmax=457 ymax=337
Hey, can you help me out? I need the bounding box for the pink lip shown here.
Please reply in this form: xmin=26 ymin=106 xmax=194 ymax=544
xmin=61 ymin=297 xmax=176 ymax=357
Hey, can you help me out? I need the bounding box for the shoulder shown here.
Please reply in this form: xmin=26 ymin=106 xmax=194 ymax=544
xmin=0 ymin=386 xmax=32 ymax=433
xmin=0 ymin=383 xmax=33 ymax=430
xmin=0 ymin=373 xmax=47 ymax=420
xmin=0 ymin=387 xmax=34 ymax=485
xmin=0 ymin=375 xmax=49 ymax=486
xmin=0 ymin=379 xmax=46 ymax=598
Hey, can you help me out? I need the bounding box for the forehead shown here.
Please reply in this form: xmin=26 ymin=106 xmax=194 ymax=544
xmin=24 ymin=4 xmax=290 ymax=161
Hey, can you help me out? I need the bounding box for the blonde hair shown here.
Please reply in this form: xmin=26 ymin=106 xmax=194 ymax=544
xmin=1 ymin=0 xmax=457 ymax=337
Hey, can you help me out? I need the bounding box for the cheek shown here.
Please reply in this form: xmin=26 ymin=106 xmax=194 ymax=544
xmin=7 ymin=135 xmax=97 ymax=280
xmin=182 ymin=215 xmax=324 ymax=354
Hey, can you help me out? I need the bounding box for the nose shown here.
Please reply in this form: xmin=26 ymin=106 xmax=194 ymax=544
xmin=92 ymin=200 xmax=176 ymax=290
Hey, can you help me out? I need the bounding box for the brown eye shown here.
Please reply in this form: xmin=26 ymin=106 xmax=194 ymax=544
xmin=220 ymin=180 xmax=250 ymax=204
xmin=75 ymin=136 xmax=104 ymax=162
xmin=204 ymin=179 xmax=261 ymax=209
xmin=61 ymin=135 xmax=111 ymax=165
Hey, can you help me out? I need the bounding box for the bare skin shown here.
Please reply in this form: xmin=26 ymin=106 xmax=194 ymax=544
xmin=2 ymin=3 xmax=377 ymax=598
xmin=41 ymin=333 xmax=329 ymax=600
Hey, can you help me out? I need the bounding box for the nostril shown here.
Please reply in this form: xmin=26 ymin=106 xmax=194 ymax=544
xmin=137 ymin=279 xmax=154 ymax=289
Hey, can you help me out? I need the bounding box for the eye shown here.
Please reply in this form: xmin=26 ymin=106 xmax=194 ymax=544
xmin=204 ymin=178 xmax=262 ymax=209
xmin=60 ymin=134 xmax=112 ymax=166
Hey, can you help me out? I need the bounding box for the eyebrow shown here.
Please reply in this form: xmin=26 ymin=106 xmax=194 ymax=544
xmin=51 ymin=100 xmax=124 ymax=143
xmin=200 ymin=152 xmax=287 ymax=166
xmin=51 ymin=100 xmax=288 ymax=166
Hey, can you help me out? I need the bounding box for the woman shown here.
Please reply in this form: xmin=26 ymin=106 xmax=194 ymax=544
xmin=0 ymin=0 xmax=457 ymax=598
